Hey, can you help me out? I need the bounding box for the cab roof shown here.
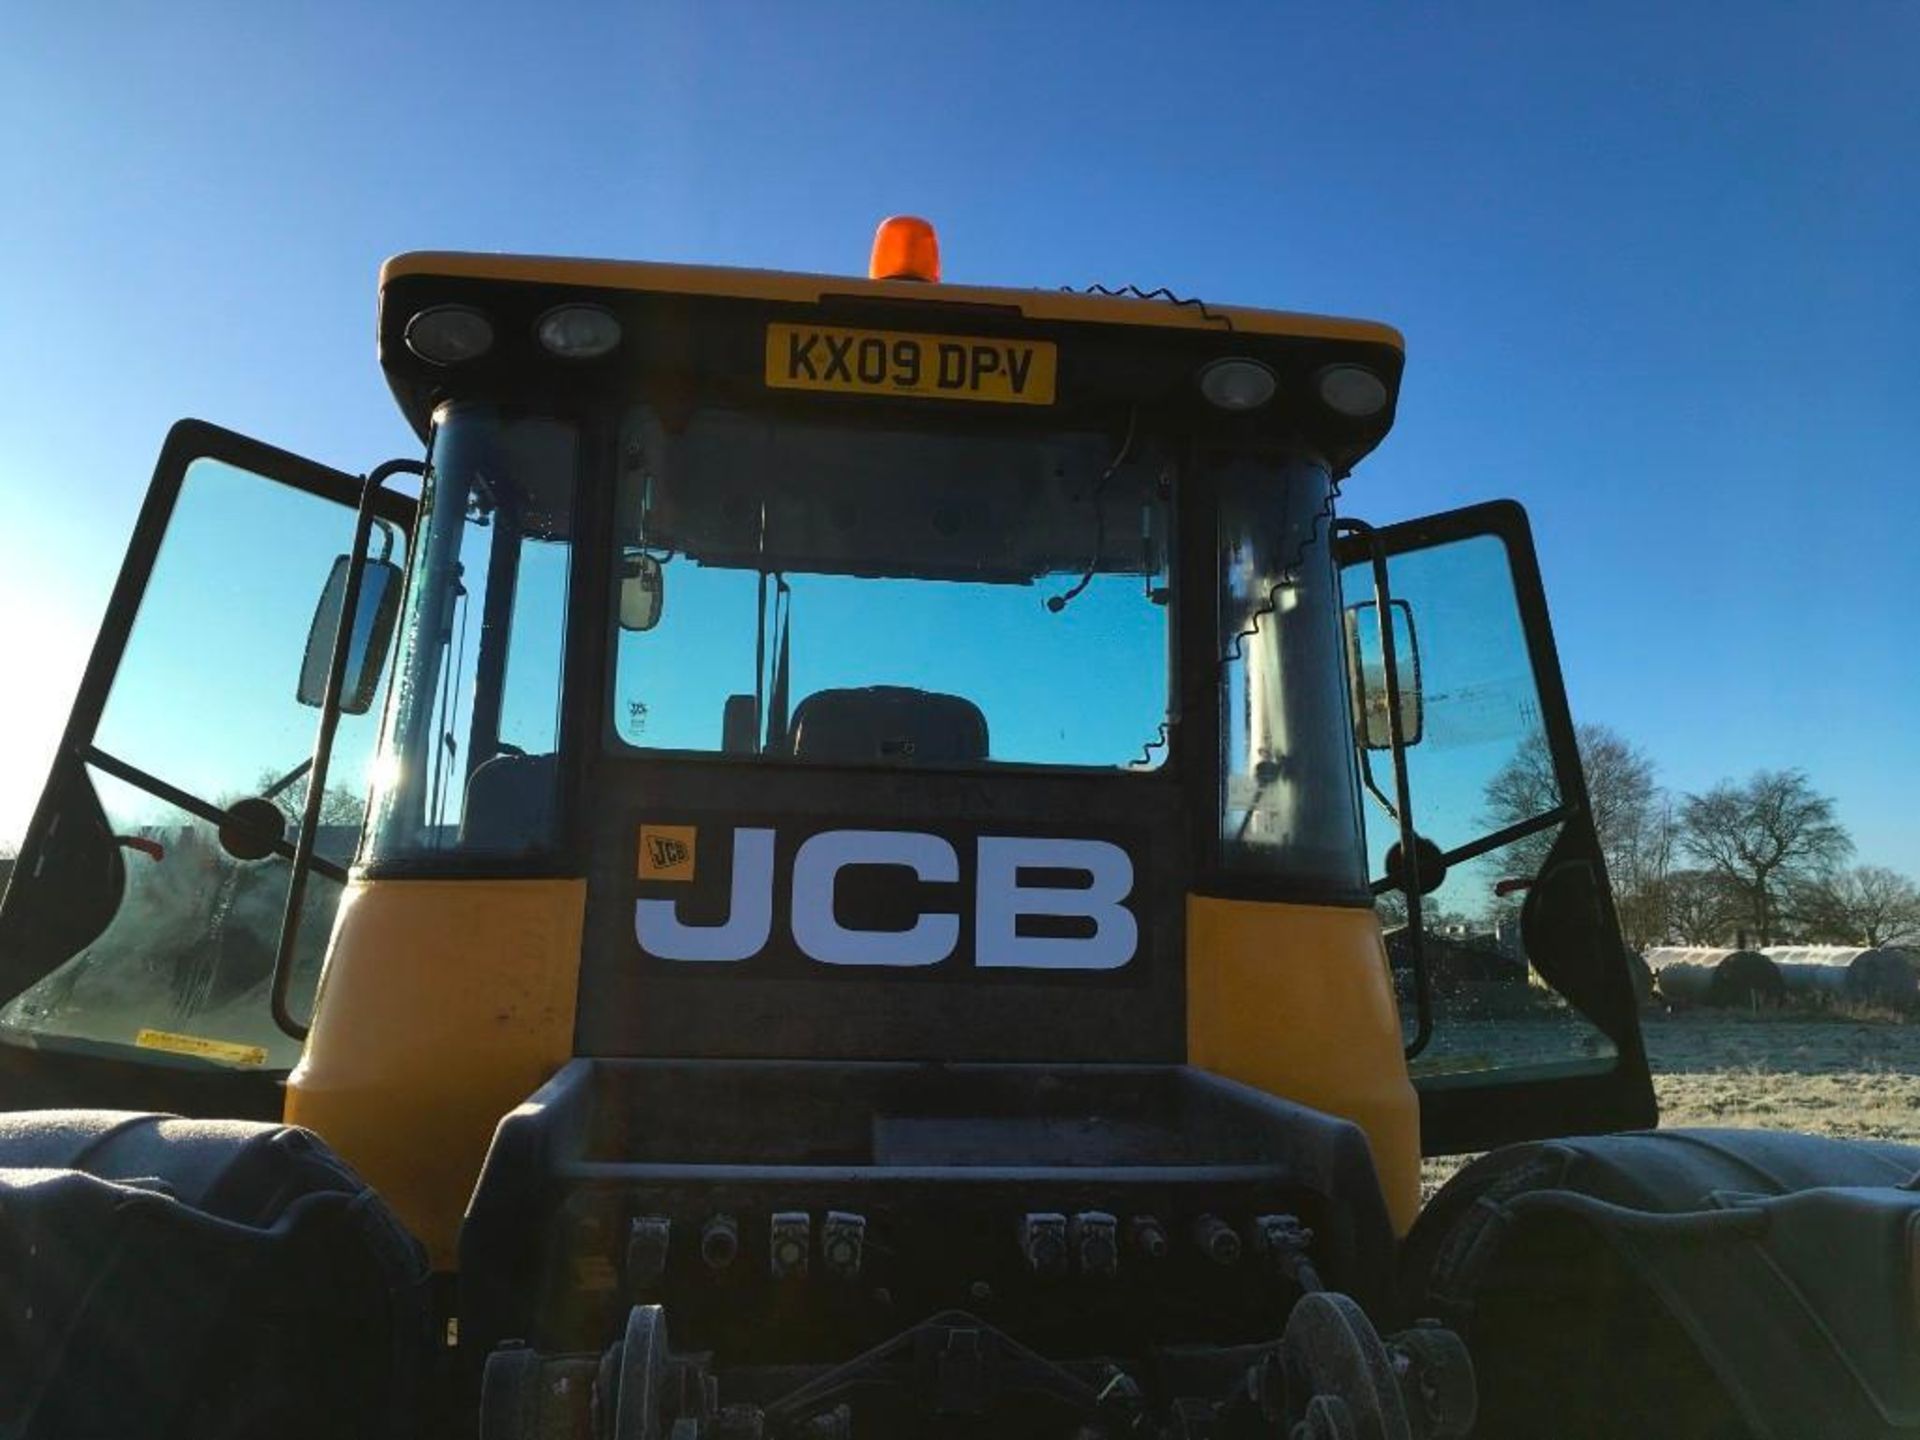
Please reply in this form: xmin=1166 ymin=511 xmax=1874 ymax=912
xmin=380 ymin=250 xmax=1405 ymax=349
xmin=376 ymin=250 xmax=1407 ymax=470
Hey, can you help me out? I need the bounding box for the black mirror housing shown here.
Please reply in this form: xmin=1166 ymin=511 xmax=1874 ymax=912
xmin=298 ymin=555 xmax=402 ymax=716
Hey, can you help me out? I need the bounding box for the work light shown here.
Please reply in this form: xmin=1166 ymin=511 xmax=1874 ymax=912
xmin=1198 ymin=358 xmax=1277 ymax=411
xmin=403 ymin=306 xmax=494 ymax=365
xmin=536 ymin=304 xmax=623 ymax=360
xmin=1316 ymin=364 xmax=1388 ymax=418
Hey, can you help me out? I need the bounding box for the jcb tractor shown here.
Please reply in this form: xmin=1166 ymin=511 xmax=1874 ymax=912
xmin=2 ymin=220 xmax=1915 ymax=1439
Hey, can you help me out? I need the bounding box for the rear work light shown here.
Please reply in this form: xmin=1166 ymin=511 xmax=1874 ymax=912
xmin=1198 ymin=358 xmax=1278 ymax=412
xmin=1317 ymin=365 xmax=1389 ymax=418
xmin=536 ymin=304 xmax=622 ymax=359
xmin=403 ymin=306 xmax=494 ymax=365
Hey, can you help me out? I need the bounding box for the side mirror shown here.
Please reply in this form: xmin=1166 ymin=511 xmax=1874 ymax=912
xmin=298 ymin=555 xmax=402 ymax=716
xmin=620 ymin=552 xmax=665 ymax=632
xmin=1344 ymin=598 xmax=1423 ymax=749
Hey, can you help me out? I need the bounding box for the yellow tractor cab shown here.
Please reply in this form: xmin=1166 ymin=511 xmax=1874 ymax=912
xmin=3 ymin=221 xmax=1916 ymax=1439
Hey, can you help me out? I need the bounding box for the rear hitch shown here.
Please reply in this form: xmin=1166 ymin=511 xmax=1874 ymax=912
xmin=478 ymin=1295 xmax=1474 ymax=1440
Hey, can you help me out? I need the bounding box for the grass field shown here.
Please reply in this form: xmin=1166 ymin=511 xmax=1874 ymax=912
xmin=1641 ymin=1009 xmax=1920 ymax=1139
xmin=1422 ymin=1008 xmax=1920 ymax=1197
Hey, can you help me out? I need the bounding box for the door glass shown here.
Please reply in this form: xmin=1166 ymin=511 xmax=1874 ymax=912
xmin=0 ymin=455 xmax=399 ymax=1067
xmin=93 ymin=459 xmax=392 ymax=843
xmin=0 ymin=771 xmax=343 ymax=1066
xmin=1346 ymin=533 xmax=1616 ymax=1083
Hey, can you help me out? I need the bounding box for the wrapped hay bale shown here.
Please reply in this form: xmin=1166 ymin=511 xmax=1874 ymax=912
xmin=1643 ymin=947 xmax=1784 ymax=1007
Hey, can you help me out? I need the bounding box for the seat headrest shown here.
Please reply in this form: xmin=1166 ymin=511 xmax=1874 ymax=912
xmin=786 ymin=687 xmax=988 ymax=764
xmin=460 ymin=752 xmax=557 ymax=851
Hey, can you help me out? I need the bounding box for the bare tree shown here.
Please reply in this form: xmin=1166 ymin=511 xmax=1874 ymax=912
xmin=252 ymin=768 xmax=367 ymax=830
xmin=1679 ymin=770 xmax=1852 ymax=945
xmin=1375 ymin=889 xmax=1407 ymax=929
xmin=1662 ymin=868 xmax=1746 ymax=944
xmin=1790 ymin=865 xmax=1920 ymax=947
xmin=1612 ymin=795 xmax=1681 ymax=950
xmin=1576 ymin=727 xmax=1661 ymax=881
xmin=1483 ymin=722 xmax=1666 ymax=942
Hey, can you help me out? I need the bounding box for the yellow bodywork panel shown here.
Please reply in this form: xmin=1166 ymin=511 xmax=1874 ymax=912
xmin=286 ymin=878 xmax=584 ymax=1269
xmin=1186 ymin=897 xmax=1421 ymax=1234
xmin=287 ymin=880 xmax=1415 ymax=1262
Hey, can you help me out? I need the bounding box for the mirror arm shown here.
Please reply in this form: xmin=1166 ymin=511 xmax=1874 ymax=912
xmin=1357 ymin=747 xmax=1401 ymax=824
xmin=1335 ymin=518 xmax=1433 ymax=1060
xmin=270 ymin=456 xmax=427 ymax=1043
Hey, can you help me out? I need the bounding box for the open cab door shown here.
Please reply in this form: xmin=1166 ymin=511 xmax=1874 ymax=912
xmin=1339 ymin=501 xmax=1654 ymax=1156
xmin=0 ymin=421 xmax=412 ymax=1118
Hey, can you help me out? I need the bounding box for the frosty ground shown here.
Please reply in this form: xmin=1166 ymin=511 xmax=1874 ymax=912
xmin=1422 ymin=1010 xmax=1920 ymax=1197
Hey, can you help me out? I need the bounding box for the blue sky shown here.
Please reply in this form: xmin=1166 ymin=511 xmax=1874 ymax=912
xmin=1 ymin=3 xmax=1915 ymax=875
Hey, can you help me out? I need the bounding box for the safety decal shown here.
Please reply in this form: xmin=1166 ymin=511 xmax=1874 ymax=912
xmin=135 ymin=1027 xmax=269 ymax=1067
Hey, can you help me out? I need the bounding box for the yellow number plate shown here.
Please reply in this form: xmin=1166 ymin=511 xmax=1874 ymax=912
xmin=765 ymin=323 xmax=1056 ymax=405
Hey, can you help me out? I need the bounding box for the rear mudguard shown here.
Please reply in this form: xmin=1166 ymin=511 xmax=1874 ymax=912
xmin=1402 ymin=1129 xmax=1920 ymax=1440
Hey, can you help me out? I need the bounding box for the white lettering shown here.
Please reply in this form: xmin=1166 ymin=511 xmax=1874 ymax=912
xmin=791 ymin=829 xmax=959 ymax=966
xmin=635 ymin=827 xmax=775 ymax=962
xmin=636 ymin=828 xmax=1138 ymax=971
xmin=974 ymin=836 xmax=1137 ymax=970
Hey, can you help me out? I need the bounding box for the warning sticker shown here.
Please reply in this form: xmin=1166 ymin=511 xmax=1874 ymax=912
xmin=638 ymin=825 xmax=698 ymax=882
xmin=135 ymin=1028 xmax=269 ymax=1067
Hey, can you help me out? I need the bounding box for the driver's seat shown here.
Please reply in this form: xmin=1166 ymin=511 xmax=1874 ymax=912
xmin=460 ymin=754 xmax=557 ymax=852
xmin=785 ymin=687 xmax=988 ymax=765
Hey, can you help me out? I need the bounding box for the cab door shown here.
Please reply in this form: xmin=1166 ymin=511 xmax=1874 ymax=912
xmin=0 ymin=421 xmax=411 ymax=1118
xmin=1339 ymin=501 xmax=1655 ymax=1156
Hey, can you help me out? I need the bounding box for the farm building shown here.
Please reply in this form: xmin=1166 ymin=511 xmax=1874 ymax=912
xmin=1383 ymin=927 xmax=1527 ymax=996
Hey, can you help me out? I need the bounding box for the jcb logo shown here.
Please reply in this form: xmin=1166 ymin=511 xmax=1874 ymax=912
xmin=637 ymin=825 xmax=697 ymax=882
xmin=635 ymin=828 xmax=1137 ymax=971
